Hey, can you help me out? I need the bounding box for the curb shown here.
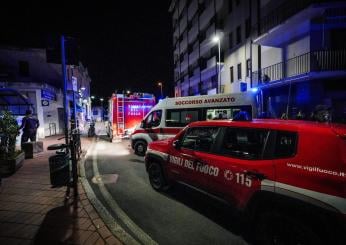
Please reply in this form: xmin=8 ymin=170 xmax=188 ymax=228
xmin=79 ymin=139 xmax=140 ymax=245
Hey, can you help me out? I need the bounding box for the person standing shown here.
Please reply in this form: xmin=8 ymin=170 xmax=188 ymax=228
xmin=20 ymin=109 xmax=40 ymax=146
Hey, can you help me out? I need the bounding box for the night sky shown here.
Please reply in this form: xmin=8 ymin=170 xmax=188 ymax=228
xmin=0 ymin=1 xmax=174 ymax=100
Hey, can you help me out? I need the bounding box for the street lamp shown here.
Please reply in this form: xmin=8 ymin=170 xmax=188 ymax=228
xmin=91 ymin=95 xmax=95 ymax=100
xmin=157 ymin=82 xmax=163 ymax=98
xmin=100 ymin=98 xmax=104 ymax=121
xmin=212 ymin=35 xmax=221 ymax=94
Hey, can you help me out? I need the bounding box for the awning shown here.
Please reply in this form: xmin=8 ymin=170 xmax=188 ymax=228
xmin=0 ymin=88 xmax=34 ymax=115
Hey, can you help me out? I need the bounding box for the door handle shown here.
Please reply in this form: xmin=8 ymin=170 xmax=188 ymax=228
xmin=245 ymin=170 xmax=266 ymax=180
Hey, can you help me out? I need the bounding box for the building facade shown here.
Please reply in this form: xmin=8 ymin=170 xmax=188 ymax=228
xmin=169 ymin=0 xmax=346 ymax=120
xmin=0 ymin=47 xmax=91 ymax=138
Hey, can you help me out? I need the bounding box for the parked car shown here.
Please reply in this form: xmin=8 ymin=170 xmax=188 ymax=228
xmin=145 ymin=119 xmax=346 ymax=244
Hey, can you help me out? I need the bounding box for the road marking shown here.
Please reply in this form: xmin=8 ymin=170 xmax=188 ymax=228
xmin=91 ymin=141 xmax=158 ymax=245
xmin=80 ymin=142 xmax=139 ymax=244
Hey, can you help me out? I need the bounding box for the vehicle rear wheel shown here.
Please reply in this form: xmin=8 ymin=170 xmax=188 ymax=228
xmin=148 ymin=161 xmax=168 ymax=191
xmin=255 ymin=211 xmax=321 ymax=245
xmin=134 ymin=141 xmax=147 ymax=156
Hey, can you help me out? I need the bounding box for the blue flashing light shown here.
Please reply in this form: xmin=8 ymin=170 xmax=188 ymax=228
xmin=251 ymin=87 xmax=259 ymax=93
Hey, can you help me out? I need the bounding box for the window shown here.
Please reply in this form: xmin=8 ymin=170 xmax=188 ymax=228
xmin=19 ymin=61 xmax=29 ymax=77
xmin=230 ymin=66 xmax=234 ymax=83
xmin=144 ymin=110 xmax=162 ymax=128
xmin=236 ymin=25 xmax=241 ymax=44
xmin=220 ymin=128 xmax=269 ymax=159
xmin=228 ymin=0 xmax=233 ymax=13
xmin=181 ymin=127 xmax=219 ymax=152
xmin=237 ymin=63 xmax=242 ymax=80
xmin=274 ymin=131 xmax=297 ymax=158
xmin=228 ymin=32 xmax=233 ymax=49
xmin=246 ymin=59 xmax=251 ymax=77
xmin=245 ymin=18 xmax=251 ymax=38
xmin=166 ymin=109 xmax=200 ymax=127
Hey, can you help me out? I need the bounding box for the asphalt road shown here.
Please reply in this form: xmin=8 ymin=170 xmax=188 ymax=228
xmin=83 ymin=136 xmax=249 ymax=245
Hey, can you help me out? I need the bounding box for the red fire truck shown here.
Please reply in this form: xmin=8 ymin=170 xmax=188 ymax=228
xmin=108 ymin=93 xmax=156 ymax=139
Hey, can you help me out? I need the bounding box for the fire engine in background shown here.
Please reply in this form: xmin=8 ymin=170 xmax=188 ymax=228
xmin=107 ymin=93 xmax=156 ymax=140
xmin=130 ymin=92 xmax=257 ymax=156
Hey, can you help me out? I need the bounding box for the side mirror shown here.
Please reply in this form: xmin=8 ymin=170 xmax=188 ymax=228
xmin=172 ymin=140 xmax=181 ymax=149
xmin=141 ymin=120 xmax=152 ymax=128
xmin=140 ymin=120 xmax=145 ymax=128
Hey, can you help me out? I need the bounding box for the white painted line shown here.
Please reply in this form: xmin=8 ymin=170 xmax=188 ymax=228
xmin=80 ymin=140 xmax=139 ymax=245
xmin=91 ymin=142 xmax=158 ymax=245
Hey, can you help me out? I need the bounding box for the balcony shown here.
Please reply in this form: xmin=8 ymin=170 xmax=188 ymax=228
xmin=201 ymin=56 xmax=224 ymax=81
xmin=188 ymin=47 xmax=199 ymax=65
xmin=199 ymin=0 xmax=223 ymax=31
xmin=255 ymin=1 xmax=346 ymax=47
xmin=252 ymin=49 xmax=346 ymax=87
xmin=179 ymin=13 xmax=188 ymax=33
xmin=188 ymin=0 xmax=198 ymax=21
xmin=188 ymin=24 xmax=199 ymax=43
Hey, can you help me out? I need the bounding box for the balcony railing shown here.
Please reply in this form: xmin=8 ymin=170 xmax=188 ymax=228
xmin=260 ymin=0 xmax=326 ymax=35
xmin=252 ymin=49 xmax=346 ymax=86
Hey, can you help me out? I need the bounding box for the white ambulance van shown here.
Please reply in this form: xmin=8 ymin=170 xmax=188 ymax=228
xmin=130 ymin=92 xmax=257 ymax=156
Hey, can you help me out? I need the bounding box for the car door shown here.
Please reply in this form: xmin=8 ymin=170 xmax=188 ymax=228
xmin=167 ymin=126 xmax=219 ymax=189
xmin=204 ymin=127 xmax=275 ymax=208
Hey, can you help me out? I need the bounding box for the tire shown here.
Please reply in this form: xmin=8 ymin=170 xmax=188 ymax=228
xmin=255 ymin=211 xmax=321 ymax=245
xmin=134 ymin=141 xmax=147 ymax=156
xmin=147 ymin=161 xmax=169 ymax=191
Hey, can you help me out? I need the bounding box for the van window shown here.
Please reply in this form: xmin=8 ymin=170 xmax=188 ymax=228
xmin=166 ymin=109 xmax=200 ymax=127
xmin=181 ymin=127 xmax=219 ymax=152
xmin=145 ymin=110 xmax=162 ymax=127
xmin=205 ymin=105 xmax=252 ymax=120
xmin=219 ymin=127 xmax=269 ymax=160
xmin=274 ymin=131 xmax=297 ymax=158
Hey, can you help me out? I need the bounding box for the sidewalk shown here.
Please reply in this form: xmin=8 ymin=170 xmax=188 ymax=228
xmin=0 ymin=136 xmax=122 ymax=245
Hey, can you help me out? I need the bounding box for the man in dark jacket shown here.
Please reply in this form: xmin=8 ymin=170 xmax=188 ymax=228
xmin=20 ymin=109 xmax=40 ymax=145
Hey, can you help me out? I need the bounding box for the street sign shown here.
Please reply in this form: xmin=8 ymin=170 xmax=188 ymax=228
xmin=41 ymin=89 xmax=57 ymax=101
xmin=240 ymin=82 xmax=247 ymax=92
xmin=72 ymin=76 xmax=78 ymax=92
xmin=41 ymin=100 xmax=50 ymax=106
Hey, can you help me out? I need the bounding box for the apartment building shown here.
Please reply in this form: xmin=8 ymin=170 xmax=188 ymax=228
xmin=169 ymin=0 xmax=346 ymax=120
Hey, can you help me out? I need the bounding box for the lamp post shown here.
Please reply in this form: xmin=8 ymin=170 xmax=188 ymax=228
xmin=157 ymin=82 xmax=163 ymax=98
xmin=100 ymin=98 xmax=104 ymax=121
xmin=212 ymin=35 xmax=221 ymax=94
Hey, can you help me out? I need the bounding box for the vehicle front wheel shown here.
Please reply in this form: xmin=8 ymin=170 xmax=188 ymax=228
xmin=134 ymin=141 xmax=147 ymax=156
xmin=147 ymin=162 xmax=168 ymax=191
xmin=255 ymin=211 xmax=321 ymax=245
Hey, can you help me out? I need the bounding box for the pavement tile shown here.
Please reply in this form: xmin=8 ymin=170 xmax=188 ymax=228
xmin=98 ymin=226 xmax=112 ymax=239
xmin=87 ymin=209 xmax=100 ymax=220
xmin=67 ymin=229 xmax=94 ymax=244
xmin=92 ymin=218 xmax=105 ymax=229
xmin=81 ymin=199 xmax=90 ymax=206
xmin=84 ymin=231 xmax=102 ymax=245
xmin=84 ymin=203 xmax=95 ymax=213
xmin=95 ymin=237 xmax=106 ymax=245
xmin=0 ymin=136 xmax=121 ymax=245
xmin=105 ymin=235 xmax=122 ymax=245
xmin=78 ymin=193 xmax=88 ymax=200
xmin=87 ymin=223 xmax=97 ymax=231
